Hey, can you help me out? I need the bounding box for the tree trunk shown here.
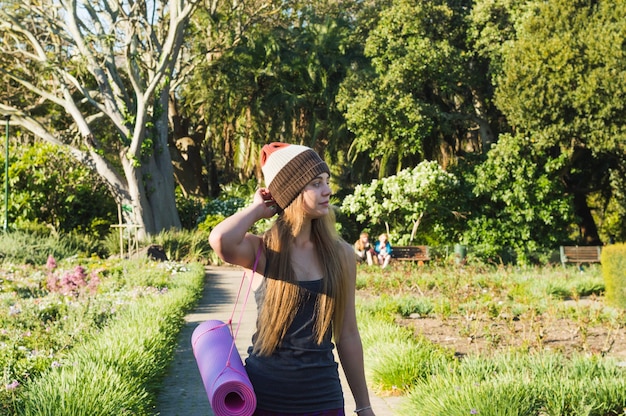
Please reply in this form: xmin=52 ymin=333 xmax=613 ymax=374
xmin=169 ymin=95 xmax=208 ymax=197
xmin=572 ymin=192 xmax=601 ymax=245
xmin=121 ymin=88 xmax=182 ymax=236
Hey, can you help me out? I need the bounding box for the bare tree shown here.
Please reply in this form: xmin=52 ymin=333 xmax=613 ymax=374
xmin=0 ymin=0 xmax=201 ymax=235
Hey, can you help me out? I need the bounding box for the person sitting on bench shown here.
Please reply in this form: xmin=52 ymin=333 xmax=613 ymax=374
xmin=354 ymin=232 xmax=377 ymax=266
xmin=374 ymin=233 xmax=392 ymax=269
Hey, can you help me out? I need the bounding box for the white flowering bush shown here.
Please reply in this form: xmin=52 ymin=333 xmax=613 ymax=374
xmin=342 ymin=161 xmax=461 ymax=244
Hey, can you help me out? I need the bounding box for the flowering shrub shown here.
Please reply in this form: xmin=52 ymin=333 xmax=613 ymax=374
xmin=0 ymin=256 xmax=183 ymax=412
xmin=342 ymin=161 xmax=461 ymax=244
xmin=45 ymin=256 xmax=101 ymax=297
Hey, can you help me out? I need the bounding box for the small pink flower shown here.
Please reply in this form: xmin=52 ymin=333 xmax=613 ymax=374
xmin=6 ymin=380 xmax=20 ymax=391
xmin=46 ymin=274 xmax=58 ymax=292
xmin=46 ymin=255 xmax=57 ymax=271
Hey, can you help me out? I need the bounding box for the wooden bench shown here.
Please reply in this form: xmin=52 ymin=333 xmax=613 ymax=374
xmin=559 ymin=245 xmax=602 ymax=266
xmin=392 ymin=245 xmax=431 ymax=262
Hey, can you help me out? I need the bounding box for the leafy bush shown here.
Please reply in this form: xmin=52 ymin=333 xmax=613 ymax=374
xmin=195 ymin=179 xmax=273 ymax=237
xmin=462 ymin=134 xmax=573 ymax=266
xmin=197 ymin=197 xmax=247 ymax=232
xmin=3 ymin=141 xmax=116 ymax=237
xmin=602 ymin=243 xmax=626 ymax=308
xmin=175 ymin=190 xmax=206 ymax=230
xmin=396 ymin=296 xmax=434 ymax=317
xmin=341 ymin=161 xmax=462 ymax=245
xmin=0 ymin=230 xmax=104 ymax=264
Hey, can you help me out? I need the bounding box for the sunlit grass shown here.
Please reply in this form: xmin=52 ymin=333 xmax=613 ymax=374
xmin=355 ymin=262 xmax=626 ymax=415
xmin=402 ymin=352 xmax=626 ymax=416
xmin=0 ymin=256 xmax=204 ymax=415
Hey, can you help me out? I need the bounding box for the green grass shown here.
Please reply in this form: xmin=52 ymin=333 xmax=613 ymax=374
xmin=354 ymin=263 xmax=626 ymax=416
xmin=401 ymin=353 xmax=626 ymax=416
xmin=2 ymin=231 xmax=624 ymax=415
xmin=357 ymin=299 xmax=454 ymax=394
xmin=0 ymin=230 xmax=105 ymax=264
xmin=1 ymin=258 xmax=204 ymax=415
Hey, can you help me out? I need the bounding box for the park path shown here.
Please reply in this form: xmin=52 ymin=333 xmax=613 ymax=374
xmin=155 ymin=266 xmax=404 ymax=416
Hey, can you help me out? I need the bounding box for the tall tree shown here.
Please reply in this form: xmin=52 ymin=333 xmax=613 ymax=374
xmin=0 ymin=0 xmax=200 ymax=235
xmin=492 ymin=0 xmax=626 ymax=244
xmin=180 ymin=0 xmax=364 ymax=191
xmin=337 ymin=0 xmax=498 ymax=178
xmin=464 ymin=133 xmax=573 ymax=264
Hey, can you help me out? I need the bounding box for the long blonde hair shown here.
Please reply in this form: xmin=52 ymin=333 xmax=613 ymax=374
xmin=254 ymin=196 xmax=349 ymax=356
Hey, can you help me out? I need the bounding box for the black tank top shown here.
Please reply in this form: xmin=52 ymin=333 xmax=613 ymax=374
xmin=244 ymin=279 xmax=344 ymax=413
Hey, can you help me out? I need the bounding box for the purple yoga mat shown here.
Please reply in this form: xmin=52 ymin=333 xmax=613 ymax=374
xmin=192 ymin=319 xmax=257 ymax=416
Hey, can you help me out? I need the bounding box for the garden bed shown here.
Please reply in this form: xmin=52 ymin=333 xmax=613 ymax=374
xmin=400 ymin=296 xmax=626 ymax=361
xmin=355 ymin=263 xmax=626 ymax=415
xmin=0 ymin=257 xmax=205 ymax=415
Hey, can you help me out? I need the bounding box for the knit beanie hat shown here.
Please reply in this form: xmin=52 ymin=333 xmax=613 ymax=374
xmin=261 ymin=142 xmax=330 ymax=210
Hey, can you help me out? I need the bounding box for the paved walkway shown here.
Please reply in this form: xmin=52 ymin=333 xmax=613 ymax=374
xmin=156 ymin=266 xmax=403 ymax=416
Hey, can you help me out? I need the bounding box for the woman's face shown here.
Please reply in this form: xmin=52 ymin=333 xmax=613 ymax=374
xmin=301 ymin=173 xmax=331 ymax=218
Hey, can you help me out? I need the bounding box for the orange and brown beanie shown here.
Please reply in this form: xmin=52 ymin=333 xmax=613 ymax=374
xmin=260 ymin=142 xmax=330 ymax=210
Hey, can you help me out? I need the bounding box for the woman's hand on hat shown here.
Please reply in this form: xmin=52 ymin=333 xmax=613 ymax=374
xmin=255 ymin=188 xmax=278 ymax=218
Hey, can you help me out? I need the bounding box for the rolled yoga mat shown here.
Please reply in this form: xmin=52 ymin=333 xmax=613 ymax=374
xmin=192 ymin=319 xmax=257 ymax=416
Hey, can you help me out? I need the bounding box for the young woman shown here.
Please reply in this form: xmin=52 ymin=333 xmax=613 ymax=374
xmin=209 ymin=143 xmax=375 ymax=416
xmin=354 ymin=232 xmax=376 ymax=266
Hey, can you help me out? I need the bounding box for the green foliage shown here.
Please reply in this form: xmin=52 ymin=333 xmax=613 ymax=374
xmin=183 ymin=4 xmax=361 ymax=184
xmin=495 ymin=0 xmax=626 ymax=153
xmin=342 ymin=161 xmax=461 ymax=245
xmin=395 ymin=296 xmax=434 ymax=317
xmin=175 ymin=190 xmax=206 ymax=230
xmin=1 ymin=258 xmax=204 ymax=415
xmin=463 ymin=134 xmax=573 ymax=265
xmin=0 ymin=230 xmax=105 ymax=264
xmin=492 ymin=0 xmax=626 ymax=244
xmin=337 ymin=0 xmax=497 ymax=176
xmin=601 ymin=243 xmax=626 ymax=308
xmin=600 ymin=169 xmax=626 ymax=242
xmin=2 ymin=142 xmax=116 ymax=237
xmin=197 ymin=181 xmax=272 ymax=238
xmin=197 ymin=197 xmax=247 ymax=233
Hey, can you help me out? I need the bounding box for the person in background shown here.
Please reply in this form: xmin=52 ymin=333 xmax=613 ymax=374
xmin=354 ymin=232 xmax=377 ymax=266
xmin=209 ymin=142 xmax=375 ymax=416
xmin=374 ymin=233 xmax=392 ymax=269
